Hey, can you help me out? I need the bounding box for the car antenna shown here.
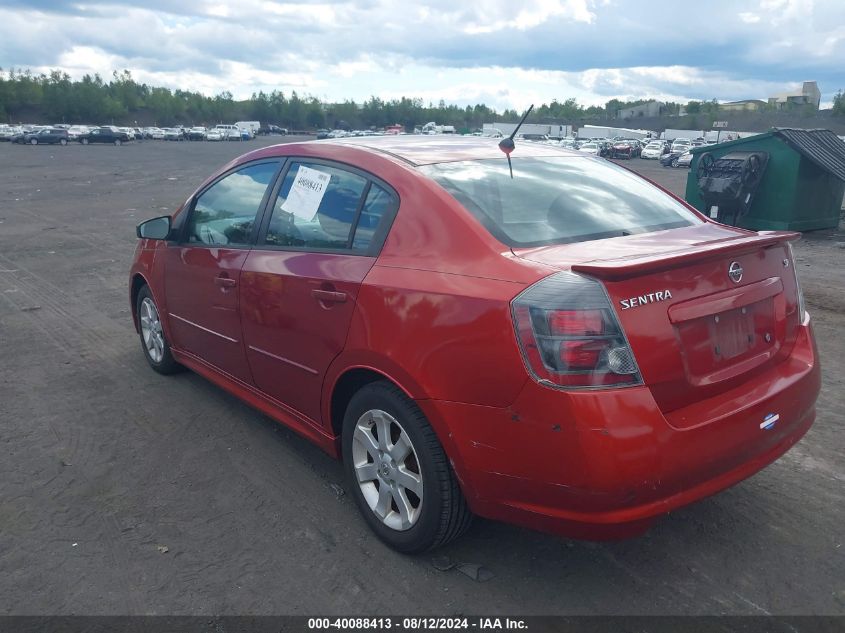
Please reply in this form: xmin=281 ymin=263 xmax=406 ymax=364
xmin=498 ymin=104 xmax=534 ymax=178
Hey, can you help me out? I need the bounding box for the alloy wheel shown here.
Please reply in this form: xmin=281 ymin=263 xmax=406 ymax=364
xmin=352 ymin=409 xmax=423 ymax=531
xmin=139 ymin=297 xmax=165 ymax=363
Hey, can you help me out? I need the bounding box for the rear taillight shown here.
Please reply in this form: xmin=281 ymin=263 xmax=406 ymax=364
xmin=512 ymin=272 xmax=641 ymax=389
xmin=786 ymin=242 xmax=806 ymax=324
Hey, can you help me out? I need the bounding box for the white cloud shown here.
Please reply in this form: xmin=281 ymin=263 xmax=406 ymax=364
xmin=0 ymin=0 xmax=842 ymax=109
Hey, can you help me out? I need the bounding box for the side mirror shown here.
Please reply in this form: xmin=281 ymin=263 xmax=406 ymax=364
xmin=136 ymin=215 xmax=172 ymax=240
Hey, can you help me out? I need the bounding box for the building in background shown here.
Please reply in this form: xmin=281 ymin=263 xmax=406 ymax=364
xmin=768 ymin=81 xmax=821 ymax=110
xmin=616 ymin=101 xmax=664 ymax=119
xmin=719 ymin=99 xmax=767 ymax=113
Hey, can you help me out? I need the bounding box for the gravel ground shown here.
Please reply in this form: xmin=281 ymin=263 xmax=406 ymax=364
xmin=0 ymin=137 xmax=842 ymax=616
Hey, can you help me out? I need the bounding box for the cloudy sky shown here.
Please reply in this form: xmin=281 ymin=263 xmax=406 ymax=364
xmin=1 ymin=0 xmax=843 ymax=110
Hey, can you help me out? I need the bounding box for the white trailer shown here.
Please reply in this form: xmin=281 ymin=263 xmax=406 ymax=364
xmin=662 ymin=128 xmax=703 ymax=141
xmin=578 ymin=125 xmax=652 ymax=140
xmin=235 ymin=121 xmax=260 ymax=137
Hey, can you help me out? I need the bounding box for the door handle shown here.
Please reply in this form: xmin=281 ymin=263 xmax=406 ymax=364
xmin=311 ymin=289 xmax=347 ymax=304
xmin=214 ymin=275 xmax=237 ymax=289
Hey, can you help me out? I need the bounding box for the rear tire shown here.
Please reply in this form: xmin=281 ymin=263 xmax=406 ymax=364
xmin=671 ymin=158 xmax=679 ymax=168
xmin=81 ymin=138 xmax=89 ymax=145
xmin=114 ymin=139 xmax=122 ymax=146
xmin=342 ymin=381 xmax=472 ymax=553
xmin=136 ymin=285 xmax=181 ymax=375
xmin=59 ymin=138 xmax=67 ymax=146
xmin=30 ymin=138 xmax=38 ymax=145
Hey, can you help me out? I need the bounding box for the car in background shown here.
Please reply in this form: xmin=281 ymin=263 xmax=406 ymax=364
xmin=660 ymin=150 xmax=686 ymax=168
xmin=610 ymin=140 xmax=633 ymax=159
xmin=677 ymin=150 xmax=694 ymax=168
xmin=164 ymin=128 xmax=185 ymax=141
xmin=671 ymin=138 xmax=692 ymax=153
xmin=15 ymin=127 xmax=70 ymax=145
xmin=187 ymin=127 xmax=207 ymax=141
xmin=118 ymin=127 xmax=136 ymax=140
xmin=640 ymin=142 xmax=667 ymax=159
xmin=214 ymin=124 xmax=241 ymax=140
xmin=316 ymin=129 xmax=331 ymax=139
xmin=205 ymin=129 xmax=223 ymax=142
xmin=516 ymin=133 xmax=549 ymax=142
xmin=577 ymin=141 xmax=601 ymax=155
xmin=78 ymin=127 xmax=131 ymax=145
xmin=0 ymin=125 xmax=23 ymax=141
xmin=66 ymin=126 xmax=90 ymax=141
xmin=130 ymin=136 xmax=818 ymax=553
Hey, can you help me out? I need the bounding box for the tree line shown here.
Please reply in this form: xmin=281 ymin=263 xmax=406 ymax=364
xmin=2 ymin=68 xmax=841 ymax=131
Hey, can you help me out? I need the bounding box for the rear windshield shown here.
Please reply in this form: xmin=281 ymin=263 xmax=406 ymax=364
xmin=420 ymin=157 xmax=700 ymax=247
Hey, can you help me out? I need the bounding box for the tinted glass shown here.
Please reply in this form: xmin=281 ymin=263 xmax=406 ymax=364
xmin=186 ymin=162 xmax=278 ymax=246
xmin=351 ymin=184 xmax=392 ymax=251
xmin=265 ymin=162 xmax=367 ymax=249
xmin=420 ymin=157 xmax=699 ymax=247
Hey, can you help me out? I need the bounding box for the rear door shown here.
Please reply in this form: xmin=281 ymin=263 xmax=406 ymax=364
xmin=240 ymin=160 xmax=398 ymax=423
xmin=163 ymin=160 xmax=281 ymax=383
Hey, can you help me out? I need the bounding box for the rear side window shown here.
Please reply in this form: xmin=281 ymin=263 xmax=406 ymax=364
xmin=352 ymin=184 xmax=392 ymax=251
xmin=264 ymin=162 xmax=368 ymax=250
xmin=420 ymin=157 xmax=699 ymax=247
xmin=186 ymin=162 xmax=278 ymax=246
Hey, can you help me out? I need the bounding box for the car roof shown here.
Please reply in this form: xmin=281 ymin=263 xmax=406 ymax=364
xmin=325 ymin=135 xmax=579 ymax=166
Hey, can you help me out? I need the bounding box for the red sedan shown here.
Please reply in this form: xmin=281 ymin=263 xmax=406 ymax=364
xmin=130 ymin=136 xmax=820 ymax=552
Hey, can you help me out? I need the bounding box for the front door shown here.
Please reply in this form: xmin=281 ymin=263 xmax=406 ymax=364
xmin=240 ymin=160 xmax=398 ymax=424
xmin=164 ymin=160 xmax=281 ymax=383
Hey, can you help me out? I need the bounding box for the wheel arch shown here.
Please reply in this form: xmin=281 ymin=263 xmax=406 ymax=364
xmin=130 ymin=272 xmax=150 ymax=332
xmin=327 ymin=366 xmax=416 ymax=439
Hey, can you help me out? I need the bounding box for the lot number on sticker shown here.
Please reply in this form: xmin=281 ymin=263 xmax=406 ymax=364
xmin=281 ymin=165 xmax=330 ymax=221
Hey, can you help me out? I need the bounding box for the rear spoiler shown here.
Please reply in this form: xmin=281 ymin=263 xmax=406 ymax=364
xmin=571 ymin=231 xmax=800 ymax=281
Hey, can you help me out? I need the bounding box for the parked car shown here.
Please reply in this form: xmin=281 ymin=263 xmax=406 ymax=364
xmin=676 ymin=150 xmax=694 ymax=168
xmin=610 ymin=140 xmax=633 ymax=159
xmin=671 ymin=138 xmax=692 ymax=153
xmin=78 ymin=127 xmax=131 ymax=145
xmin=205 ymin=129 xmax=223 ymax=142
xmin=214 ymin=124 xmax=241 ymax=140
xmin=577 ymin=141 xmax=601 ymax=156
xmin=15 ymin=127 xmax=70 ymax=145
xmin=186 ymin=127 xmax=207 ymax=141
xmin=130 ymin=136 xmax=818 ymax=553
xmin=316 ymin=129 xmax=331 ymax=139
xmin=66 ymin=126 xmax=90 ymax=141
xmin=640 ymin=142 xmax=666 ymax=159
xmin=163 ymin=128 xmax=185 ymax=141
xmin=0 ymin=125 xmax=22 ymax=141
xmin=660 ymin=150 xmax=686 ymax=168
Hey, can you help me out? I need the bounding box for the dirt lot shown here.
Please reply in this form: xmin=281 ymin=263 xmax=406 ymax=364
xmin=0 ymin=137 xmax=842 ymax=616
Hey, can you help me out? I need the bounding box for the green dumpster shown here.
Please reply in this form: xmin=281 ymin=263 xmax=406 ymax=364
xmin=685 ymin=128 xmax=845 ymax=231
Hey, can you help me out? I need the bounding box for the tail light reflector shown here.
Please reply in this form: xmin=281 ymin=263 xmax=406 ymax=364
xmin=512 ymin=272 xmax=642 ymax=389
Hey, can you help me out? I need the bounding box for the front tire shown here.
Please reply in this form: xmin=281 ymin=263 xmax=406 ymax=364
xmin=671 ymin=158 xmax=679 ymax=168
xmin=136 ymin=285 xmax=180 ymax=374
xmin=114 ymin=139 xmax=122 ymax=146
xmin=81 ymin=138 xmax=89 ymax=145
xmin=342 ymin=382 xmax=472 ymax=553
xmin=30 ymin=138 xmax=38 ymax=145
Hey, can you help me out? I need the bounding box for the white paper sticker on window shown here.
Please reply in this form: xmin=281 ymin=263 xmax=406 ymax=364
xmin=709 ymin=205 xmax=719 ymax=218
xmin=281 ymin=165 xmax=330 ymax=221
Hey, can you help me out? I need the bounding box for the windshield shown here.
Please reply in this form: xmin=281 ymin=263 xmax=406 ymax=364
xmin=420 ymin=157 xmax=700 ymax=247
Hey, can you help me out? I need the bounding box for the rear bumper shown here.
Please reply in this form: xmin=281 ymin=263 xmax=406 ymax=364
xmin=418 ymin=321 xmax=820 ymax=540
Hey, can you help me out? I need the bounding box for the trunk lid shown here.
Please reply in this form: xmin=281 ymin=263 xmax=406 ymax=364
xmin=513 ymin=224 xmax=803 ymax=415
